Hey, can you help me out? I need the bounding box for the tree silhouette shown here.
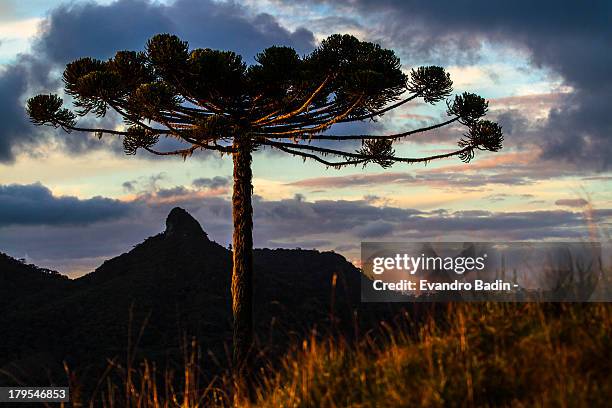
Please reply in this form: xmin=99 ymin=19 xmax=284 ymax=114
xmin=27 ymin=33 xmax=502 ymax=367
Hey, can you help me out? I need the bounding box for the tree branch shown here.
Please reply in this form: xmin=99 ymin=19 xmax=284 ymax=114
xmin=257 ymin=116 xmax=459 ymax=140
xmin=270 ymin=144 xmax=368 ymax=167
xmin=253 ymin=75 xmax=331 ymax=125
xmin=66 ymin=125 xmax=131 ymax=136
xmin=261 ymin=139 xmax=473 ymax=165
xmin=144 ymin=145 xmax=199 ymax=157
xmin=337 ymin=93 xmax=419 ymax=123
xmin=257 ymin=96 xmax=363 ymax=136
xmin=144 ymin=142 xmax=235 ymax=157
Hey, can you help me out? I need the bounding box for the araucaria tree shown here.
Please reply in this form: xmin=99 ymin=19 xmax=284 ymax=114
xmin=27 ymin=34 xmax=503 ymax=367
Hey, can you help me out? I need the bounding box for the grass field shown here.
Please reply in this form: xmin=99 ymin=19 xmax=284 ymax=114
xmin=66 ymin=302 xmax=611 ymax=407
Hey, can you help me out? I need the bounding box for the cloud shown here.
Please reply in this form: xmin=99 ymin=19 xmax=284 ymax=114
xmin=154 ymin=186 xmax=191 ymax=199
xmin=555 ymin=198 xmax=589 ymax=208
xmin=0 ymin=53 xmax=58 ymax=163
xmin=489 ymin=93 xmax=565 ymax=112
xmin=165 ymin=0 xmax=315 ymax=58
xmin=122 ymin=180 xmax=137 ymax=192
xmin=353 ymin=221 xmax=395 ymax=238
xmin=266 ymin=238 xmax=333 ymax=249
xmin=287 ymin=172 xmax=416 ymax=188
xmin=483 ymin=193 xmax=534 ymax=203
xmin=192 ymin=176 xmax=231 ymax=190
xmin=0 ymin=182 xmax=132 ymax=226
xmin=0 ymin=59 xmax=32 ymax=163
xmin=34 ymin=0 xmax=174 ymax=64
xmin=127 ymin=178 xmax=230 ymax=205
xmin=0 ymin=17 xmax=42 ymax=39
xmin=35 ymin=0 xmax=314 ymax=64
xmin=0 ymin=0 xmax=315 ymax=163
xmin=285 ymin=150 xmax=576 ymax=191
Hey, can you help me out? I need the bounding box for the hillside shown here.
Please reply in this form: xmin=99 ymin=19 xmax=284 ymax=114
xmin=0 ymin=207 xmax=370 ymax=386
xmin=0 ymin=252 xmax=73 ymax=312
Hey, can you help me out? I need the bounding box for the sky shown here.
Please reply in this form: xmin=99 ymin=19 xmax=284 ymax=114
xmin=0 ymin=0 xmax=610 ymax=276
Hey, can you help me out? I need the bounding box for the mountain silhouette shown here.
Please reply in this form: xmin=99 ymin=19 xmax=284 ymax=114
xmin=0 ymin=207 xmax=373 ymax=386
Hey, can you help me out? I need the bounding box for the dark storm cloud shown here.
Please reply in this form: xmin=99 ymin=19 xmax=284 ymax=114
xmin=0 ymin=54 xmax=56 ymax=163
xmin=34 ymin=0 xmax=174 ymax=63
xmin=0 ymin=0 xmax=315 ymax=162
xmin=36 ymin=0 xmax=314 ymax=64
xmin=286 ymin=0 xmax=612 ymax=170
xmin=0 ymin=59 xmax=32 ymax=163
xmin=165 ymin=0 xmax=314 ymax=58
xmin=0 ymin=182 xmax=131 ymax=226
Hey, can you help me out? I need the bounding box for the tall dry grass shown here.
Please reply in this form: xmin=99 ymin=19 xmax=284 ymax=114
xmin=243 ymin=303 xmax=611 ymax=408
xmin=63 ymin=302 xmax=611 ymax=408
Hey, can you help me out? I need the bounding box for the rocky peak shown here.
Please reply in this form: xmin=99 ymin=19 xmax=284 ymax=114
xmin=165 ymin=207 xmax=208 ymax=240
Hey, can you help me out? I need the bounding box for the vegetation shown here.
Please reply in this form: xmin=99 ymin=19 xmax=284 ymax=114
xmin=64 ymin=302 xmax=611 ymax=407
xmin=0 ymin=251 xmax=70 ymax=312
xmin=0 ymin=210 xmax=364 ymax=387
xmin=26 ymin=34 xmax=503 ymax=365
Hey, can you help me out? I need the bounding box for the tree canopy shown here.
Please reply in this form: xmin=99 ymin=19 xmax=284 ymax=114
xmin=27 ymin=33 xmax=502 ymax=167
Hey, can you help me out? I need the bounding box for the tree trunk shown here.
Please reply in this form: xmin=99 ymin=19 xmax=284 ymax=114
xmin=231 ymin=135 xmax=254 ymax=369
